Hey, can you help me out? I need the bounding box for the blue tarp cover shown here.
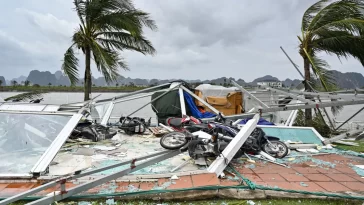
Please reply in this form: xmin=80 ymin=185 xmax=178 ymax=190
xmin=239 ymin=118 xmax=275 ymax=126
xmin=183 ymin=91 xmax=216 ymax=118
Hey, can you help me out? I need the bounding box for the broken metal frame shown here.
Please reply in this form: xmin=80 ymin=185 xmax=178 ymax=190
xmin=334 ymin=106 xmax=364 ymax=131
xmin=1 ymin=150 xmax=180 ymax=205
xmin=30 ymin=114 xmax=83 ymax=175
xmin=178 ymin=87 xmax=187 ymax=116
xmin=231 ymin=80 xmax=269 ymax=108
xmin=0 ymin=111 xmax=83 ymax=178
xmin=95 ymin=83 xmax=172 ymax=104
xmin=280 ymin=46 xmax=336 ymax=129
xmin=261 ymin=85 xmax=315 ymax=105
xmin=121 ymin=83 xmax=181 ymax=123
xmin=275 ymin=88 xmax=364 ymax=101
xmin=202 ymin=98 xmax=364 ymax=122
xmin=180 ymin=85 xmax=221 ymax=115
xmin=207 ymin=114 xmax=259 ymax=176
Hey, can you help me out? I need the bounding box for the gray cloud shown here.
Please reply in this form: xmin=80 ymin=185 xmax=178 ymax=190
xmin=0 ymin=0 xmax=363 ymax=82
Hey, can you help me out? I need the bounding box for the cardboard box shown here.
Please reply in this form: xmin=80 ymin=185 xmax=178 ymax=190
xmin=195 ymin=91 xmax=243 ymax=115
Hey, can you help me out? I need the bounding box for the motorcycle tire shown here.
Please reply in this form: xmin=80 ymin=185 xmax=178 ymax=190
xmin=262 ymin=141 xmax=289 ymax=159
xmin=160 ymin=132 xmax=188 ymax=150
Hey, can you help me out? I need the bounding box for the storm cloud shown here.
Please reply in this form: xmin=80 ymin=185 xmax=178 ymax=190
xmin=0 ymin=0 xmax=363 ymax=81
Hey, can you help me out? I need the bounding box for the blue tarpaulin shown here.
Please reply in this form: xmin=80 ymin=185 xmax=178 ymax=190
xmin=182 ymin=91 xmax=216 ymax=118
xmin=239 ymin=118 xmax=275 ymax=126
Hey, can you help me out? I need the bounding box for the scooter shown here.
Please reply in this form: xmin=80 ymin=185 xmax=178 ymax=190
xmin=160 ymin=114 xmax=289 ymax=159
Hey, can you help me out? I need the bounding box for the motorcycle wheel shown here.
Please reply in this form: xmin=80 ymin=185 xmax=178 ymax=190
xmin=160 ymin=132 xmax=188 ymax=150
xmin=262 ymin=141 xmax=289 ymax=159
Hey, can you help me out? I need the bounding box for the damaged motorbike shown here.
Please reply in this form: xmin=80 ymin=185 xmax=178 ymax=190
xmin=160 ymin=114 xmax=289 ymax=159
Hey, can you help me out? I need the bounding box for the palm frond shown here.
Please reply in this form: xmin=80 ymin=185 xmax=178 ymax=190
xmin=4 ymin=91 xmax=47 ymax=102
xmin=91 ymin=39 xmax=124 ymax=83
xmin=62 ymin=45 xmax=79 ymax=85
xmin=302 ymin=0 xmax=330 ymax=33
xmin=94 ymin=10 xmax=157 ymax=35
xmin=74 ymin=0 xmax=87 ymax=28
xmin=314 ymin=30 xmax=364 ymax=65
xmin=308 ymin=0 xmax=364 ymax=31
xmin=96 ymin=31 xmax=156 ymax=55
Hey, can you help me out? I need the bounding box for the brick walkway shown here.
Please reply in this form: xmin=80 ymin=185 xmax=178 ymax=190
xmin=0 ymin=153 xmax=363 ymax=198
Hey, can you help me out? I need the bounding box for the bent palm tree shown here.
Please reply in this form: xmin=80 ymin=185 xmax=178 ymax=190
xmin=299 ymin=0 xmax=364 ymax=124
xmin=62 ymin=0 xmax=157 ymax=100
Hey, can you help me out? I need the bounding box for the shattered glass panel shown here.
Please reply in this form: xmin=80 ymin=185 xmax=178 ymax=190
xmin=261 ymin=127 xmax=323 ymax=145
xmin=0 ymin=113 xmax=71 ymax=175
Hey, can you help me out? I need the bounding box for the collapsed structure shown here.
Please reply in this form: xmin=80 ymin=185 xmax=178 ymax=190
xmin=0 ymin=81 xmax=364 ymax=204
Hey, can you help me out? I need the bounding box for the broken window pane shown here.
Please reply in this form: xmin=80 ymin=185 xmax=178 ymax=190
xmin=0 ymin=113 xmax=71 ymax=175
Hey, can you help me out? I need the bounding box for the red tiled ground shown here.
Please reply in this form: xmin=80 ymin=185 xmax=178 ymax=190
xmin=304 ymin=174 xmax=332 ymax=182
xmin=280 ymin=174 xmax=309 ymax=182
xmin=290 ymin=182 xmax=326 ymax=192
xmin=158 ymin=175 xmax=193 ymax=189
xmin=191 ymin=173 xmax=220 ymax=187
xmin=326 ymin=174 xmax=357 ymax=182
xmin=0 ymin=153 xmax=363 ymax=198
xmin=340 ymin=182 xmax=364 ymax=191
xmin=257 ymin=174 xmax=285 ymax=182
xmin=316 ymin=182 xmax=351 ymax=192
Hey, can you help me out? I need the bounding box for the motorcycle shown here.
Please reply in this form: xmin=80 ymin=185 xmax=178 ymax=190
xmin=160 ymin=113 xmax=289 ymax=159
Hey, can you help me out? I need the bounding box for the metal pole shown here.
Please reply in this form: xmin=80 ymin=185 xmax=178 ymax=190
xmin=178 ymin=88 xmax=187 ymax=116
xmin=26 ymin=151 xmax=181 ymax=205
xmin=261 ymin=85 xmax=314 ymax=105
xmin=100 ymin=101 xmax=115 ymax=125
xmin=289 ymin=110 xmax=298 ymax=127
xmin=334 ymin=106 xmax=364 ymax=131
xmin=95 ymin=83 xmax=171 ymax=103
xmin=123 ymin=84 xmax=180 ymax=121
xmin=285 ymin=110 xmax=294 ymax=126
xmin=280 ymin=46 xmax=335 ymax=129
xmin=231 ymin=80 xmax=269 ymax=108
xmin=202 ymin=99 xmax=364 ymax=121
xmin=280 ymin=46 xmax=305 ymax=79
xmin=113 ymin=91 xmax=166 ymax=104
xmin=1 ymin=150 xmax=173 ymax=205
xmin=208 ymin=116 xmax=258 ymax=176
xmin=180 ymin=85 xmax=221 ymax=115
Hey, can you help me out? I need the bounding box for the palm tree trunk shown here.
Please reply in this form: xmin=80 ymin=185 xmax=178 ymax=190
xmin=304 ymin=57 xmax=312 ymax=124
xmin=84 ymin=46 xmax=91 ymax=101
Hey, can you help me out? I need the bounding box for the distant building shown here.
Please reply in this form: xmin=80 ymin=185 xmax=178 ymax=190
xmin=257 ymin=80 xmax=282 ymax=88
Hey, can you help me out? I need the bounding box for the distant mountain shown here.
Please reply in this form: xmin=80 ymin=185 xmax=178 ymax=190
xmin=3 ymin=69 xmax=364 ymax=89
xmin=0 ymin=76 xmax=5 ymax=86
xmin=11 ymin=75 xmax=27 ymax=84
xmin=330 ymin=71 xmax=364 ymax=89
xmin=27 ymin=70 xmax=58 ymax=86
xmin=283 ymin=78 xmax=302 ymax=88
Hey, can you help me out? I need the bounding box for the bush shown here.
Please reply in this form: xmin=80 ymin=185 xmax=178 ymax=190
xmin=293 ymin=109 xmax=332 ymax=137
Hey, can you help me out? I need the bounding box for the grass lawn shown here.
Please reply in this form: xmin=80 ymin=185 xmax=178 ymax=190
xmin=36 ymin=199 xmax=362 ymax=205
xmin=335 ymin=141 xmax=364 ymax=153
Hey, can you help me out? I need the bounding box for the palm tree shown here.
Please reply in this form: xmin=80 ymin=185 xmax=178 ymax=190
xmin=11 ymin=81 xmax=18 ymax=87
xmin=62 ymin=0 xmax=157 ymax=101
xmin=299 ymin=0 xmax=364 ymax=123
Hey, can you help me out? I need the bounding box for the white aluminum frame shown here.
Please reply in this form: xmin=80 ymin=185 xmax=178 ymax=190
xmin=208 ymin=115 xmax=258 ymax=176
xmin=30 ymin=114 xmax=83 ymax=174
xmin=178 ymin=88 xmax=187 ymax=116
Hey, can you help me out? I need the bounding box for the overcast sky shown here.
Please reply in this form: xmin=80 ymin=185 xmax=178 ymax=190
xmin=1 ymin=0 xmax=364 ymax=82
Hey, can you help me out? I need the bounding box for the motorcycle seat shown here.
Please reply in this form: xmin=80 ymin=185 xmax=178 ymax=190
xmin=168 ymin=118 xmax=183 ymax=127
